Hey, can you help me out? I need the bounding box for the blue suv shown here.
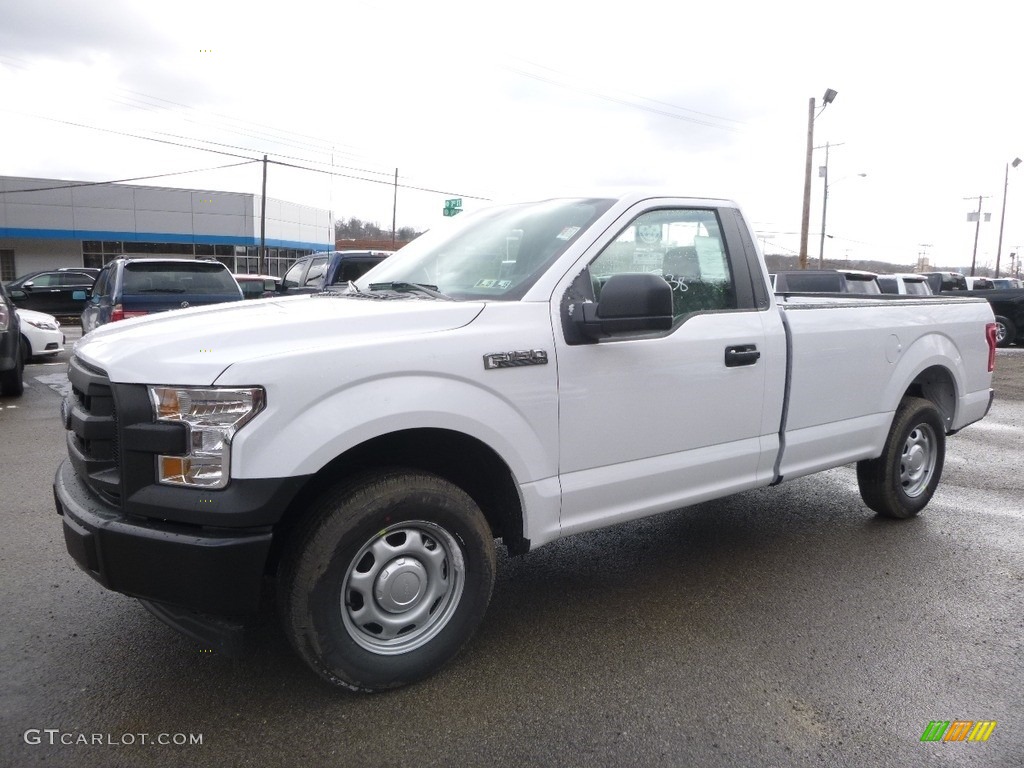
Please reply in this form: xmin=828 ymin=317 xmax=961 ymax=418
xmin=79 ymin=258 xmax=244 ymax=334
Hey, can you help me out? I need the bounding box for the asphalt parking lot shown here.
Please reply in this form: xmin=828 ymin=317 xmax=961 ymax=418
xmin=1 ymin=331 xmax=1021 ymax=767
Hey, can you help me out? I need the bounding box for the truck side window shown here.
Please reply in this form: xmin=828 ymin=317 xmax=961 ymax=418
xmin=282 ymin=260 xmax=306 ymax=289
xmin=588 ymin=209 xmax=737 ymax=320
xmin=304 ymin=256 xmax=329 ymax=287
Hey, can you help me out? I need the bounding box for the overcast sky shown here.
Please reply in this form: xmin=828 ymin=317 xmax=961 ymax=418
xmin=2 ymin=0 xmax=1023 ymax=271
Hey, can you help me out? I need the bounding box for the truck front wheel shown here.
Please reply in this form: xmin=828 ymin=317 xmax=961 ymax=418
xmin=856 ymin=397 xmax=945 ymax=518
xmin=278 ymin=470 xmax=496 ymax=692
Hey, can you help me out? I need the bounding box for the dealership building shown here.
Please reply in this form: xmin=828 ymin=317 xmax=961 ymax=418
xmin=0 ymin=175 xmax=332 ymax=282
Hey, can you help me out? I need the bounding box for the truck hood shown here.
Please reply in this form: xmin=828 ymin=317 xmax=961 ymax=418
xmin=74 ymin=294 xmax=485 ymax=385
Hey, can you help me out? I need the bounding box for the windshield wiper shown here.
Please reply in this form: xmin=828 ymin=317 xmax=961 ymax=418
xmin=137 ymin=288 xmax=185 ymax=293
xmin=368 ymin=281 xmax=453 ymax=300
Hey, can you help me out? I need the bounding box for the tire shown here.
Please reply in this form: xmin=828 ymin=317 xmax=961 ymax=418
xmin=0 ymin=341 xmax=25 ymax=397
xmin=278 ymin=470 xmax=496 ymax=692
xmin=20 ymin=334 xmax=32 ymax=365
xmin=994 ymin=315 xmax=1016 ymax=348
xmin=857 ymin=397 xmax=945 ymax=518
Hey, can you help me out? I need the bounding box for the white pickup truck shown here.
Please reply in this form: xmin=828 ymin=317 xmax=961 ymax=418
xmin=55 ymin=194 xmax=997 ymax=692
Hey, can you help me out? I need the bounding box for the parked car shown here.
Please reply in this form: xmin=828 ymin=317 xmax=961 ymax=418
xmin=281 ymin=250 xmax=393 ymax=294
xmin=4 ymin=268 xmax=97 ymax=317
xmin=990 ymin=278 xmax=1022 ymax=289
xmin=964 ymin=286 xmax=1024 ymax=347
xmin=773 ymin=269 xmax=881 ymax=294
xmin=921 ymin=272 xmax=969 ymax=293
xmin=965 ymin=276 xmax=995 ymax=290
xmin=876 ymin=273 xmax=933 ymax=296
xmin=233 ymin=274 xmax=281 ymax=299
xmin=0 ymin=282 xmax=24 ymax=396
xmin=16 ymin=309 xmax=64 ymax=362
xmin=79 ymin=258 xmax=244 ymax=334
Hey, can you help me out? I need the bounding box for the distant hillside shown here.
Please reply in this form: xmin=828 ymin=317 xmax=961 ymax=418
xmin=763 ymin=254 xmax=1003 ymax=277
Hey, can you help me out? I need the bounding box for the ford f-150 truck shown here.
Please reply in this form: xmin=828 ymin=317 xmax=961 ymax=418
xmin=54 ymin=194 xmax=997 ymax=692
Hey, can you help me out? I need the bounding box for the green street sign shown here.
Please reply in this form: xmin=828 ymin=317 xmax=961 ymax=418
xmin=443 ymin=198 xmax=463 ymax=216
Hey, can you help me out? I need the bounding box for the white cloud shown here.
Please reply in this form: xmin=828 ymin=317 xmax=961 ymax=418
xmin=1 ymin=0 xmax=1022 ymax=269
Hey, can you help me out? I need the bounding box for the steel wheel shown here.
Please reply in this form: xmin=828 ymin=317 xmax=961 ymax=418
xmin=899 ymin=423 xmax=937 ymax=498
xmin=341 ymin=520 xmax=465 ymax=655
xmin=278 ymin=470 xmax=495 ymax=691
xmin=857 ymin=396 xmax=945 ymax=518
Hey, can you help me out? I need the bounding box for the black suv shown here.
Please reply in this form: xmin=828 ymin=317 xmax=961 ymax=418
xmin=4 ymin=268 xmax=97 ymax=317
xmin=80 ymin=258 xmax=243 ymax=334
xmin=281 ymin=250 xmax=392 ymax=294
xmin=0 ymin=282 xmax=24 ymax=396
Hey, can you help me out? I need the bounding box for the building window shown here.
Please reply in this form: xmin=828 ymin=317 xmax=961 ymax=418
xmin=83 ymin=241 xmax=124 ymax=269
xmin=0 ymin=250 xmax=14 ymax=281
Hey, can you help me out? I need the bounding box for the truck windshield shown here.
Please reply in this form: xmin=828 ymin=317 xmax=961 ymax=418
xmin=353 ymin=198 xmax=615 ymax=300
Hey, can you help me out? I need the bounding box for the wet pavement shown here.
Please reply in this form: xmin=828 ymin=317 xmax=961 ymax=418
xmin=1 ymin=338 xmax=1021 ymax=767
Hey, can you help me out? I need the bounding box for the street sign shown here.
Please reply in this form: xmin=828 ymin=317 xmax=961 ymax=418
xmin=443 ymin=198 xmax=463 ymax=217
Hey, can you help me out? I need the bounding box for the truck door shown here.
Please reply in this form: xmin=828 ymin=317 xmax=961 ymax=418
xmin=553 ymin=204 xmax=777 ymax=537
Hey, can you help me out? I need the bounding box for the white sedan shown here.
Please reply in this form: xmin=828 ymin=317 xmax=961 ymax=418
xmin=16 ymin=308 xmax=65 ymax=361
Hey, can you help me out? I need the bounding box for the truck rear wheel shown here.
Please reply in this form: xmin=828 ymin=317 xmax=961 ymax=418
xmin=993 ymin=315 xmax=1016 ymax=348
xmin=278 ymin=470 xmax=496 ymax=692
xmin=856 ymin=397 xmax=945 ymax=518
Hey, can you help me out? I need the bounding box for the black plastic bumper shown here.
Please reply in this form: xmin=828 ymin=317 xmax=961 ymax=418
xmin=54 ymin=459 xmax=275 ymax=618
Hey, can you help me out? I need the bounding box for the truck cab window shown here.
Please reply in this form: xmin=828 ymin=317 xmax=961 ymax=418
xmin=588 ymin=209 xmax=737 ymax=321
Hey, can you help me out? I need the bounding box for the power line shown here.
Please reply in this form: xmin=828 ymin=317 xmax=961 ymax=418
xmin=0 ymin=160 xmax=259 ymax=195
xmin=0 ymin=108 xmax=257 ymax=161
xmin=268 ymin=159 xmax=491 ymax=201
xmin=503 ymin=65 xmax=742 ymax=131
xmin=507 ymin=57 xmax=746 ymax=126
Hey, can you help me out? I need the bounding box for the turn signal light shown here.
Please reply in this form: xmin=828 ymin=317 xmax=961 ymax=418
xmin=986 ymin=322 xmax=997 ymax=372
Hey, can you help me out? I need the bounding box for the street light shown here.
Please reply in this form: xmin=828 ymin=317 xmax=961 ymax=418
xmin=995 ymin=157 xmax=1022 ymax=278
xmin=799 ymin=88 xmax=837 ymax=269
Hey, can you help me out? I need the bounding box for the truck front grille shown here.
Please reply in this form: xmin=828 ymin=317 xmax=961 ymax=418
xmin=65 ymin=355 xmax=121 ymax=506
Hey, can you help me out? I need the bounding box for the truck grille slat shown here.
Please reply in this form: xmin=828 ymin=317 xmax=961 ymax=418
xmin=65 ymin=355 xmax=121 ymax=505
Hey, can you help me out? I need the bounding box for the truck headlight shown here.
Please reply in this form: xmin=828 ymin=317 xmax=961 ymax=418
xmin=148 ymin=386 xmax=265 ymax=488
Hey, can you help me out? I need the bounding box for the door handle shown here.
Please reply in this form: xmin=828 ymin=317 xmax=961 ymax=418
xmin=725 ymin=344 xmax=760 ymax=367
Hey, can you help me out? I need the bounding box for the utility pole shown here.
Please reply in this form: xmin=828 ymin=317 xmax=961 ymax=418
xmin=799 ymin=97 xmax=815 ymax=270
xmin=391 ymin=168 xmax=398 ymax=250
xmin=965 ymin=195 xmax=991 ymax=277
xmin=259 ymin=154 xmax=268 ymax=275
xmin=818 ymin=141 xmax=830 ymax=268
xmin=799 ymin=88 xmax=837 ymax=269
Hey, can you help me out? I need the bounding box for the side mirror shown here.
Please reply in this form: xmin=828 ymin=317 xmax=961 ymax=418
xmin=574 ymin=273 xmax=673 ymax=339
xmin=22 ymin=281 xmax=35 ymax=290
xmin=73 ymin=290 xmax=88 ymax=300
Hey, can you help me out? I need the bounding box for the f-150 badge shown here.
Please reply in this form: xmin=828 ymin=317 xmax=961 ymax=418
xmin=483 ymin=350 xmax=549 ymax=370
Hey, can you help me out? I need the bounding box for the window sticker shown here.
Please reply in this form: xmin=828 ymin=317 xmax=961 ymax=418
xmin=497 ymin=280 xmax=512 ymax=289
xmin=556 ymin=226 xmax=581 ymax=240
xmin=475 ymin=279 xmax=497 ymax=288
xmin=637 ymin=224 xmax=662 ymax=244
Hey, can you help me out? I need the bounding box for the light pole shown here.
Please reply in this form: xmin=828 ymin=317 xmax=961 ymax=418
xmin=799 ymin=88 xmax=837 ymax=269
xmin=995 ymin=157 xmax=1022 ymax=278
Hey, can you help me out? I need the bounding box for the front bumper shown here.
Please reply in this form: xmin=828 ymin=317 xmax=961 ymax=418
xmin=54 ymin=459 xmax=273 ymax=617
